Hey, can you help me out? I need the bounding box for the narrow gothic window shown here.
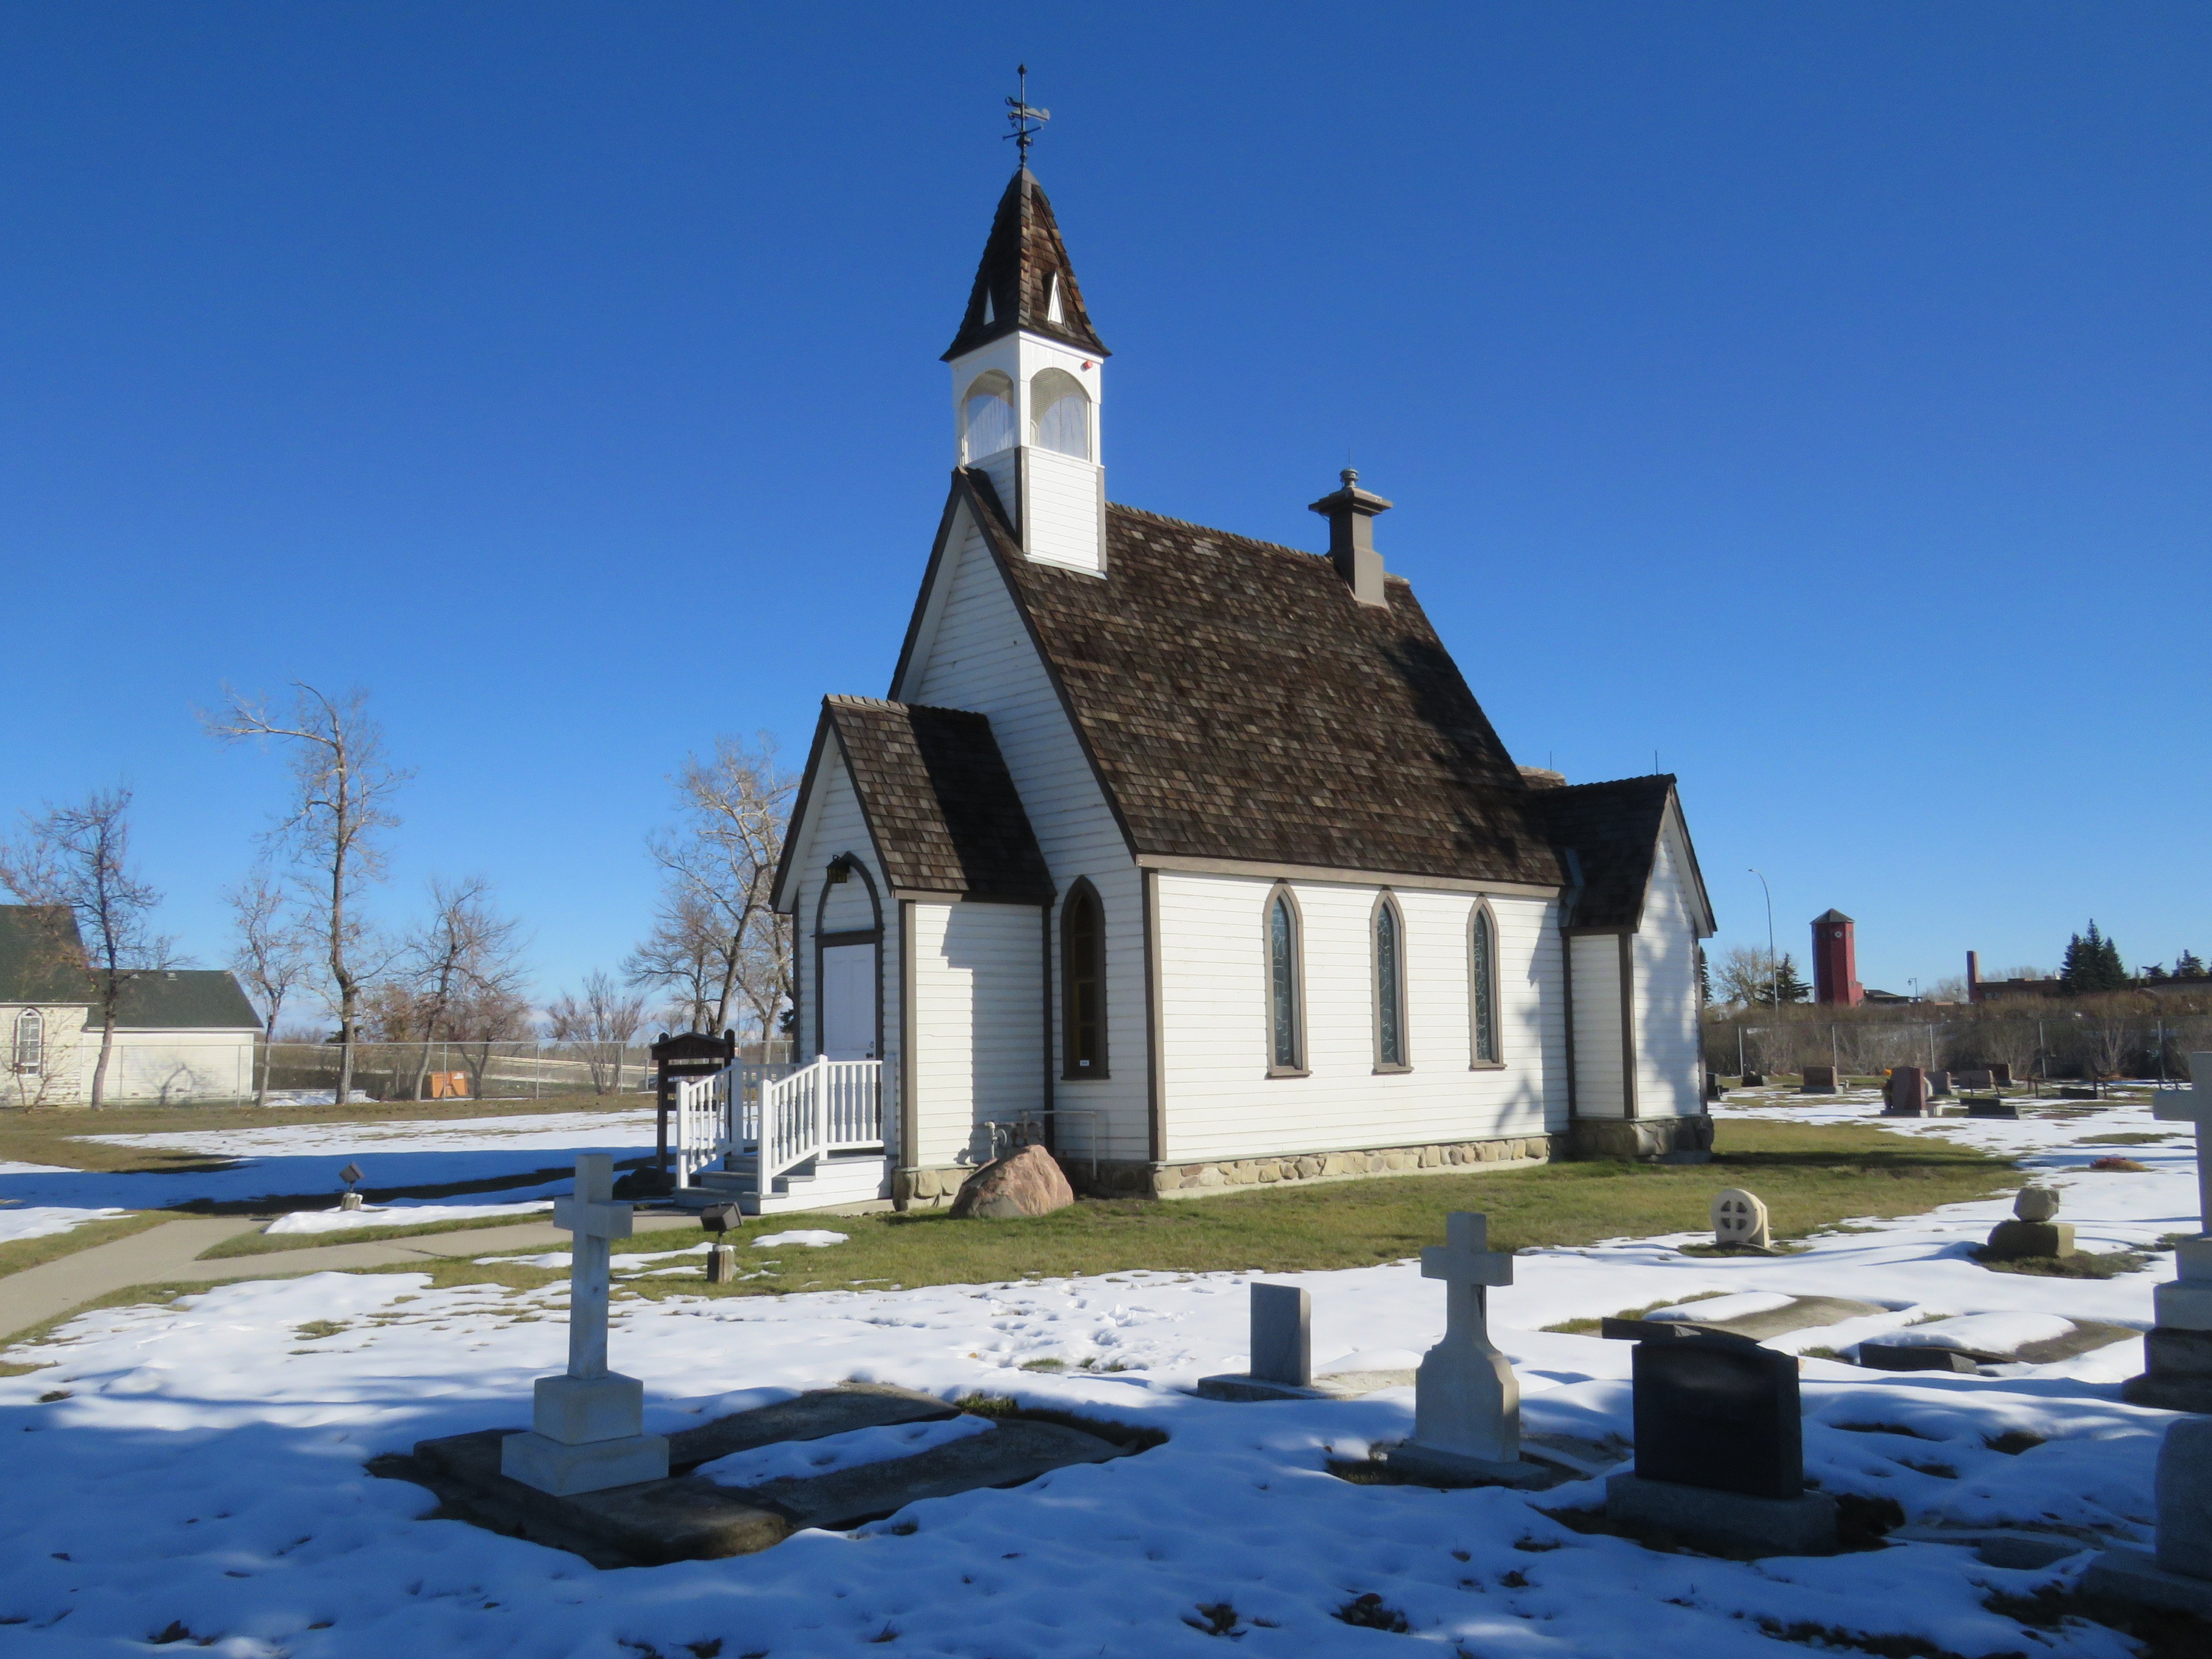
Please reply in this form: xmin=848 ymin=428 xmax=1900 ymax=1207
xmin=1062 ymin=882 xmax=1106 ymax=1078
xmin=1470 ymin=905 xmax=1500 ymax=1065
xmin=12 ymin=1008 xmax=42 ymax=1074
xmin=1030 ymin=369 xmax=1090 ymax=460
xmin=962 ymin=371 xmax=1016 ymax=461
xmin=1267 ymin=889 xmax=1303 ymax=1072
xmin=1375 ymin=897 xmax=1407 ymax=1069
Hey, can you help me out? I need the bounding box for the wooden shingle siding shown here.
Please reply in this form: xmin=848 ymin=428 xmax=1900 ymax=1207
xmin=1154 ymin=874 xmax=1563 ymax=1165
xmin=1570 ymin=933 xmax=1626 ymax=1118
xmin=1633 ymin=820 xmax=1705 ymax=1117
xmin=902 ymin=510 xmax=1149 ymax=1164
xmin=909 ymin=901 xmax=1042 ymax=1167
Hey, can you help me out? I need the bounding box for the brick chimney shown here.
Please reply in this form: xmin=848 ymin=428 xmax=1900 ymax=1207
xmin=1308 ymin=469 xmax=1392 ymax=607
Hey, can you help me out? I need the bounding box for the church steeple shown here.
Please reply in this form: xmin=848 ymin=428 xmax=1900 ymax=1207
xmin=945 ymin=163 xmax=1109 ymax=576
xmin=942 ymin=168 xmax=1109 ymax=362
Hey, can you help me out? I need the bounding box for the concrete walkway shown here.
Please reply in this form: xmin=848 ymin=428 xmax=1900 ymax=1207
xmin=0 ymin=1212 xmax=701 ymax=1346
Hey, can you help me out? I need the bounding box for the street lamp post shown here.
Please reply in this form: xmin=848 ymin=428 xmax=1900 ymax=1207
xmin=1750 ymin=868 xmax=1778 ymax=1013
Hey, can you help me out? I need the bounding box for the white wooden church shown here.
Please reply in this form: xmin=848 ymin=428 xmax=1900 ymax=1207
xmin=680 ymin=167 xmax=1717 ymax=1215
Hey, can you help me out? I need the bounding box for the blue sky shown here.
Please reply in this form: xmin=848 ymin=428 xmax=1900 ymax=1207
xmin=1 ymin=2 xmax=2205 ymax=1013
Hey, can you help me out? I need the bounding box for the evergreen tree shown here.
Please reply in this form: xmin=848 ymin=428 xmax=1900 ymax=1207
xmin=1771 ymin=952 xmax=1811 ymax=1005
xmin=2177 ymin=949 xmax=2208 ymax=981
xmin=2060 ymin=921 xmax=2128 ymax=995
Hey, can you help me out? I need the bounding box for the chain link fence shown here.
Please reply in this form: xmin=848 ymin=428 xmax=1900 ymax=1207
xmin=1703 ymin=1011 xmax=2212 ymax=1083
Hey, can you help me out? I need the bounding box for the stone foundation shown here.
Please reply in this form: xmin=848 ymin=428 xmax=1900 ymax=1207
xmin=1568 ymin=1114 xmax=1714 ymax=1163
xmin=894 ymin=1114 xmax=1713 ymax=1208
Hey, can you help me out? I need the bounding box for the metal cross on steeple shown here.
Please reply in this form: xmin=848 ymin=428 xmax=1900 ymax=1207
xmin=1004 ymin=64 xmax=1048 ymax=168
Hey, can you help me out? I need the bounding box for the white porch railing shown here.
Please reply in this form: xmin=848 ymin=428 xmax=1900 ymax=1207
xmin=672 ymin=1059 xmax=801 ymax=1190
xmin=759 ymin=1057 xmax=885 ymax=1189
xmin=672 ymin=1056 xmax=883 ymax=1195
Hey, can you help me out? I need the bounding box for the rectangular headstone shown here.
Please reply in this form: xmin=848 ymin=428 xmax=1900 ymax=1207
xmin=1250 ymin=1283 xmax=1310 ymax=1388
xmin=1956 ymin=1069 xmax=1994 ymax=1091
xmin=1799 ymin=1065 xmax=1839 ymax=1094
xmin=1927 ymin=1070 xmax=1952 ymax=1097
xmin=1988 ymin=1063 xmax=2013 ymax=1085
xmin=1884 ymin=1067 xmax=1929 ymax=1117
xmin=1632 ymin=1334 xmax=1803 ymax=1500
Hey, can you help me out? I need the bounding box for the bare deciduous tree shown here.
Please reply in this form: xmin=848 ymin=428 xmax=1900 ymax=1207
xmin=631 ymin=736 xmax=794 ymax=1041
xmin=204 ymin=682 xmax=410 ymax=1107
xmin=546 ymin=971 xmax=649 ymax=1094
xmin=394 ymin=875 xmax=530 ymax=1099
xmin=0 ymin=788 xmax=177 ymax=1107
xmin=224 ymin=871 xmax=313 ymax=1107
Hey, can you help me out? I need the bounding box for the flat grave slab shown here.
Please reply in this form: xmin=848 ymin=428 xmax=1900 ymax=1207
xmin=377 ymin=1383 xmax=1141 ymax=1567
xmin=1601 ymin=1293 xmax=1886 ymax=1345
xmin=1857 ymin=1313 xmax=2138 ymax=1372
xmin=1198 ymin=1366 xmax=1415 ymax=1402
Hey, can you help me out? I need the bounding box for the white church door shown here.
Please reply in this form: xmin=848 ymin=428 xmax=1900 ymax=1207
xmin=819 ymin=943 xmax=878 ymax=1060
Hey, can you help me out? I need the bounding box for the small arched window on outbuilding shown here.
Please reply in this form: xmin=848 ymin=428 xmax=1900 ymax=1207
xmin=1264 ymin=885 xmax=1306 ymax=1076
xmin=12 ymin=1008 xmax=43 ymax=1075
xmin=1030 ymin=368 xmax=1091 ymax=460
xmin=1373 ymin=893 xmax=1409 ymax=1071
xmin=1061 ymin=880 xmax=1107 ymax=1080
xmin=1469 ymin=901 xmax=1503 ymax=1068
xmin=962 ymin=371 xmax=1017 ymax=462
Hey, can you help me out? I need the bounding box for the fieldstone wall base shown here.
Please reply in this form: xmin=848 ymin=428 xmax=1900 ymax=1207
xmin=1150 ymin=1134 xmax=1567 ymax=1199
xmin=1569 ymin=1115 xmax=1715 ymax=1163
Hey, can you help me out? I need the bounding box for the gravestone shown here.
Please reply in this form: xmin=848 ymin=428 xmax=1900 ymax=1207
xmin=1966 ymin=1096 xmax=2021 ymax=1119
xmin=1606 ymin=1332 xmax=1837 ymax=1556
xmin=1926 ymin=1070 xmax=1952 ymax=1098
xmin=1706 ymin=1070 xmax=1724 ymax=1103
xmin=2084 ymin=1417 xmax=2212 ymax=1617
xmin=1799 ymin=1065 xmax=1840 ymax=1095
xmin=1883 ymin=1067 xmax=1929 ymax=1117
xmin=2123 ymin=1054 xmax=2212 ymax=1413
xmin=1741 ymin=1071 xmax=1766 ymax=1086
xmin=1711 ymin=1188 xmax=1771 ymax=1251
xmin=501 ymin=1155 xmax=672 ymax=1495
xmin=1198 ymin=1283 xmax=1413 ymax=1402
xmin=1988 ymin=1063 xmax=2013 ymax=1086
xmin=1377 ymin=1213 xmax=1548 ymax=1488
xmin=1956 ymin=1068 xmax=1994 ymax=1092
xmin=1984 ymin=1184 xmax=2073 ymax=1260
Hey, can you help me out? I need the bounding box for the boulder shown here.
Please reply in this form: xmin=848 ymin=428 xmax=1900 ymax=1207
xmin=949 ymin=1144 xmax=1075 ymax=1220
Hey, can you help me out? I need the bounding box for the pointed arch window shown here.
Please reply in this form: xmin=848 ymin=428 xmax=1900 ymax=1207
xmin=1469 ymin=901 xmax=1503 ymax=1068
xmin=1030 ymin=368 xmax=1091 ymax=460
xmin=1061 ymin=880 xmax=1106 ymax=1080
xmin=12 ymin=1008 xmax=43 ymax=1075
xmin=1264 ymin=885 xmax=1306 ymax=1076
xmin=1373 ymin=893 xmax=1409 ymax=1071
xmin=962 ymin=371 xmax=1016 ymax=462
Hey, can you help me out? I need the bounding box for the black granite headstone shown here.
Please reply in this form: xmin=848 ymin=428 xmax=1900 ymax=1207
xmin=1632 ymin=1334 xmax=1803 ymax=1500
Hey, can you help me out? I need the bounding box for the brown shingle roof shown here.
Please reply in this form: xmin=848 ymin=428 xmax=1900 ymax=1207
xmin=1530 ymin=775 xmax=1683 ymax=931
xmin=942 ymin=169 xmax=1108 ymax=361
xmin=950 ymin=471 xmax=1564 ymax=888
xmin=819 ymin=696 xmax=1052 ymax=903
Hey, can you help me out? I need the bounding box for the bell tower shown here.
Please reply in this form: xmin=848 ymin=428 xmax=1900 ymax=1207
xmin=943 ymin=166 xmax=1110 ymax=574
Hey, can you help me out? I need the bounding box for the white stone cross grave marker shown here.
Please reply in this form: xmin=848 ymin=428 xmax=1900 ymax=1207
xmin=1411 ymin=1211 xmax=1521 ymax=1466
xmin=2149 ymin=1054 xmax=2212 ymax=1333
xmin=500 ymin=1154 xmax=670 ymax=1495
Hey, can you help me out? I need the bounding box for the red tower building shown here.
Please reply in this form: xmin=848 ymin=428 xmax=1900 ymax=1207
xmin=1811 ymin=910 xmax=1863 ymax=1007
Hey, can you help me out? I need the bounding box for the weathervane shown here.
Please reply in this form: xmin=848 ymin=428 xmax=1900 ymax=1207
xmin=1005 ymin=64 xmax=1048 ymax=168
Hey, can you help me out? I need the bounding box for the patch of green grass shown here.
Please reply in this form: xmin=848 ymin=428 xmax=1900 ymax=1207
xmin=2074 ymin=1132 xmax=2176 ymax=1146
xmin=327 ymin=1119 xmax=2016 ymax=1308
xmin=196 ymin=1210 xmax=554 ymax=1259
xmin=0 ymin=1210 xmax=177 ymax=1278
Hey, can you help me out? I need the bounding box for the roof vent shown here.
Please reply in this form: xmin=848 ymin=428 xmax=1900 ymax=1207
xmin=1307 ymin=469 xmax=1392 ymax=607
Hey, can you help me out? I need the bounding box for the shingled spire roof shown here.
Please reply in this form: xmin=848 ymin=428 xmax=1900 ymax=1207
xmin=942 ymin=168 xmax=1108 ymax=361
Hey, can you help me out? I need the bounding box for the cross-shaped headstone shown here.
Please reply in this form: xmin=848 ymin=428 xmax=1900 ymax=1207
xmin=2152 ymin=1053 xmax=2212 ymax=1238
xmin=1412 ymin=1212 xmax=1521 ymax=1464
xmin=553 ymin=1152 xmax=632 ymax=1381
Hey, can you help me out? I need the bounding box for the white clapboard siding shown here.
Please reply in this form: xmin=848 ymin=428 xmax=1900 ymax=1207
xmin=900 ymin=507 xmax=1148 ymax=1162
xmin=1154 ymin=874 xmax=1563 ymax=1165
xmin=1633 ymin=819 xmax=1705 ymax=1117
xmin=909 ymin=901 xmax=1044 ymax=1168
xmin=1022 ymin=448 xmax=1102 ymax=572
xmin=788 ymin=748 xmax=898 ymax=1094
xmin=1570 ymin=933 xmax=1627 ymax=1118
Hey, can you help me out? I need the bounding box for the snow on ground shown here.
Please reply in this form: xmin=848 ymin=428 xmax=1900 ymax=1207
xmin=696 ymin=1415 xmax=998 ymax=1489
xmin=0 ymin=1203 xmax=126 ymax=1245
xmin=0 ymin=1108 xmax=654 ymax=1217
xmin=0 ymin=1088 xmax=2194 ymax=1657
xmin=264 ymin=1200 xmax=558 ymax=1237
